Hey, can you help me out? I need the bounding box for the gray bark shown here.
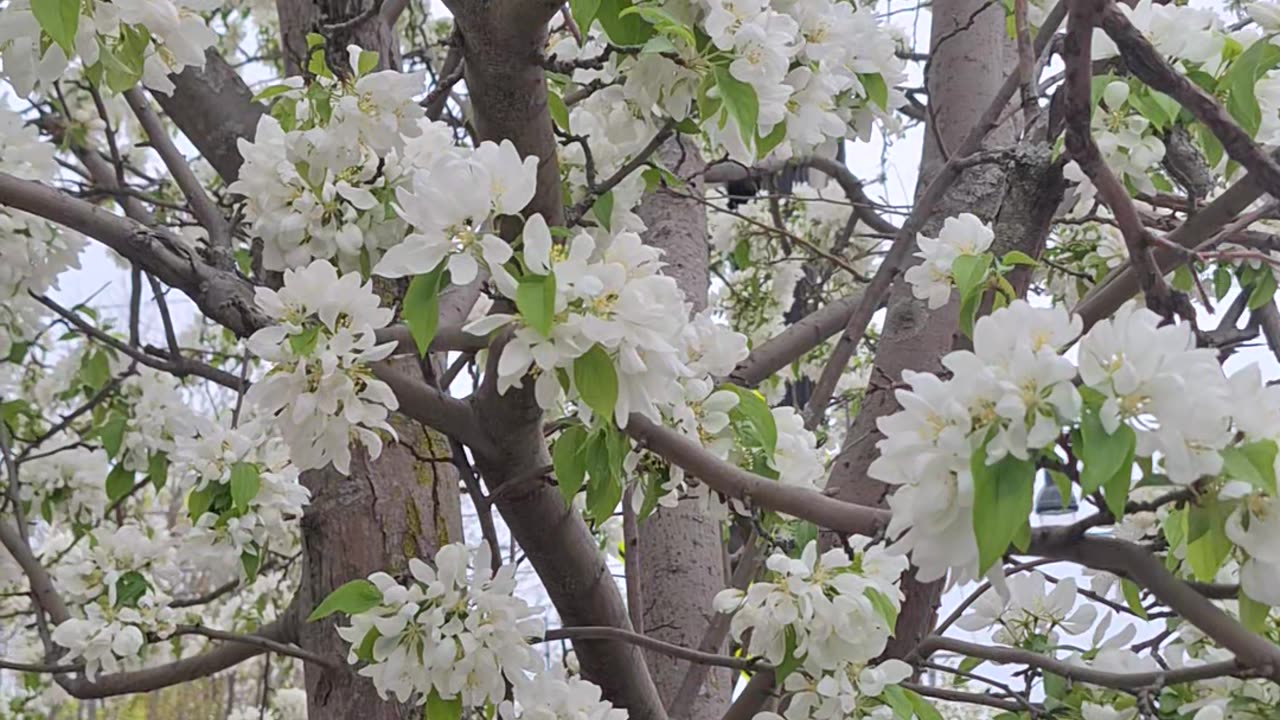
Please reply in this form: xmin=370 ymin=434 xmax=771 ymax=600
xmin=633 ymin=137 xmax=732 ymax=718
xmin=156 ymin=51 xmax=264 ymax=183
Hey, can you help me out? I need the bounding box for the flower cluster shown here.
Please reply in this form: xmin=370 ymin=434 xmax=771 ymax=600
xmin=498 ymin=668 xmax=629 ymax=720
xmin=0 ymin=0 xmax=219 ymax=96
xmin=552 ymin=0 xmax=905 ymax=164
xmin=176 ymin=416 xmax=311 ymax=569
xmin=956 ymin=572 xmax=1097 ymax=647
xmin=333 ymin=544 xmax=532 ymax=705
xmin=1091 ymin=81 xmax=1167 ymax=196
xmin=245 ymin=260 xmax=399 ymax=475
xmin=50 ymin=524 xmax=180 ymax=679
xmin=713 ymin=539 xmax=912 ymax=719
xmin=903 ymin=213 xmax=994 ymax=310
xmin=465 ymin=217 xmax=696 ymax=427
xmin=229 ymin=52 xmax=433 ymax=273
xmin=0 ymin=105 xmax=83 ymax=359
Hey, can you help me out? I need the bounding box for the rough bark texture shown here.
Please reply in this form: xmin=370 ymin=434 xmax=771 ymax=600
xmin=824 ymin=0 xmax=1031 ymax=659
xmin=156 ymin=50 xmax=264 ymax=183
xmin=271 ymin=5 xmax=466 ymax=718
xmin=633 ymin=137 xmax=732 ymax=718
xmin=297 ymin=404 xmax=464 ymax=720
xmin=278 ymin=0 xmax=399 ymax=75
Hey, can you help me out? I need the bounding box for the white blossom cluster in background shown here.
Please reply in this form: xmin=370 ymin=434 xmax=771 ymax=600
xmin=0 ymin=0 xmax=220 ymax=96
xmin=714 ymin=539 xmax=912 ymax=720
xmin=0 ymin=105 xmax=84 ymax=359
xmin=177 ymin=415 xmax=312 ymax=567
xmin=872 ymin=275 xmax=1280 ymax=600
xmin=246 ymin=259 xmax=399 ymax=475
xmin=550 ymin=0 xmax=907 ymax=166
xmin=334 ymin=542 xmax=627 ymax=719
xmin=49 ymin=524 xmax=180 ymax=680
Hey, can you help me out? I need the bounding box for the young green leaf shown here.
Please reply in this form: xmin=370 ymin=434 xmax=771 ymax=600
xmin=404 ymin=265 xmax=447 ymax=357
xmin=1186 ymin=498 xmax=1234 ymax=582
xmin=82 ymin=349 xmax=111 ymax=392
xmin=722 ymin=384 xmax=778 ymax=457
xmin=288 ymin=325 xmax=323 ymax=356
xmin=570 ymin=0 xmax=603 ymax=35
xmin=951 ymin=253 xmax=992 ymax=300
xmin=356 ymin=49 xmax=380 ymax=77
xmin=595 ymin=0 xmax=655 ymax=46
xmin=859 ymin=72 xmax=889 ymax=110
xmin=1240 ymin=590 xmax=1270 ymax=633
xmin=99 ymin=412 xmax=128 ymax=459
xmin=548 ymin=90 xmax=571 ymax=131
xmin=1223 ymin=440 xmax=1278 ymax=495
xmin=1002 ymin=250 xmax=1038 ymax=267
xmin=425 ymin=689 xmax=463 ymax=720
xmin=864 ymin=587 xmax=899 ymax=635
xmin=552 ymin=425 xmax=589 ymax=504
xmin=1078 ymin=407 xmax=1136 ymax=498
xmin=106 ymin=465 xmax=135 ymax=505
xmin=971 ymin=445 xmax=1035 ymax=574
xmin=114 ymin=571 xmax=150 ymax=609
xmin=147 ymin=451 xmax=170 ymax=490
xmin=307 ymin=579 xmax=383 ymax=622
xmin=574 ymin=345 xmax=619 ymax=422
xmin=905 ymin=689 xmax=944 ymax=720
xmin=516 ymin=272 xmax=558 ymax=337
xmin=33 ymin=0 xmax=80 ymax=54
xmin=592 ymin=190 xmax=615 ymax=232
xmin=1121 ymin=579 xmax=1148 ymax=620
xmin=713 ymin=65 xmax=759 ymax=149
xmin=230 ymin=462 xmax=261 ymax=512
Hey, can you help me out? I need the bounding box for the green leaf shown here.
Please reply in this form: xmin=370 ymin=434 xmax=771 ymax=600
xmin=1223 ymin=441 xmax=1278 ymax=495
xmin=1078 ymin=406 xmax=1136 ymax=501
xmin=970 ymin=443 xmax=1035 ymax=574
xmin=1172 ymin=265 xmax=1194 ymax=292
xmin=1214 ymin=265 xmax=1233 ymax=300
xmin=958 ymin=288 xmax=981 ymax=339
xmin=1121 ymin=579 xmax=1148 ymax=620
xmin=1002 ymin=250 xmax=1038 ymax=267
xmin=1226 ymin=40 xmax=1280 ymax=137
xmin=288 ymin=325 xmax=322 ymax=356
xmin=230 ymin=462 xmax=261 ymax=512
xmin=574 ymin=345 xmax=619 ymax=422
xmin=356 ymin=49 xmax=380 ymax=77
xmin=404 ymin=265 xmax=447 ymax=357
xmin=33 ymin=0 xmax=80 ymax=54
xmin=308 ymin=579 xmax=383 ymax=622
xmin=553 ymin=425 xmax=589 ymax=504
xmin=592 ymin=191 xmax=615 ymax=232
xmin=516 ymin=272 xmax=557 ymax=337
xmin=114 ymin=571 xmax=149 ymax=609
xmin=99 ymin=412 xmax=128 ymax=459
xmin=355 ymin=628 xmax=381 ymax=663
xmin=722 ymin=384 xmax=777 ymax=457
xmin=864 ymin=587 xmax=898 ymax=635
xmin=1186 ymin=498 xmax=1234 ymax=582
xmin=241 ymin=549 xmax=261 ymax=581
xmin=424 ymin=689 xmax=463 ymax=720
xmin=1248 ymin=269 xmax=1278 ymax=310
xmin=570 ymin=0 xmax=604 ymax=36
xmin=147 ymin=451 xmax=169 ymax=491
xmin=905 ymin=689 xmax=944 ymax=720
xmin=859 ymin=72 xmax=889 ymax=110
xmin=187 ymin=485 xmax=214 ymax=521
xmin=756 ymin=121 xmax=788 ymax=159
xmin=957 ymin=656 xmax=984 ymax=675
xmin=1240 ymin=590 xmax=1270 ymax=632
xmin=881 ymin=685 xmax=914 ymax=720
xmin=951 ymin=253 xmax=992 ymax=300
xmin=596 ymin=0 xmax=654 ymax=46
xmin=253 ymin=84 xmax=296 ymax=103
xmin=548 ymin=90 xmax=570 ymax=131
xmin=106 ymin=465 xmax=135 ymax=505
xmin=773 ymin=627 xmax=803 ymax=684
xmin=713 ymin=65 xmax=759 ymax=150
xmin=82 ymin=349 xmax=111 ymax=392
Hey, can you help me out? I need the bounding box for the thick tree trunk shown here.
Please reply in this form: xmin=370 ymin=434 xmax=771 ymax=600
xmin=297 ymin=405 xmax=463 ymax=720
xmin=823 ymin=0 xmax=1035 ymax=659
xmin=272 ymin=5 xmax=466 ymax=718
xmin=633 ymin=138 xmax=732 ymax=718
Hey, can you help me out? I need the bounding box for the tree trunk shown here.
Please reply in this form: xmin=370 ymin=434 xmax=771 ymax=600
xmin=633 ymin=137 xmax=733 ymax=718
xmin=271 ymin=4 xmax=466 ymax=718
xmin=824 ymin=0 xmax=1025 ymax=659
